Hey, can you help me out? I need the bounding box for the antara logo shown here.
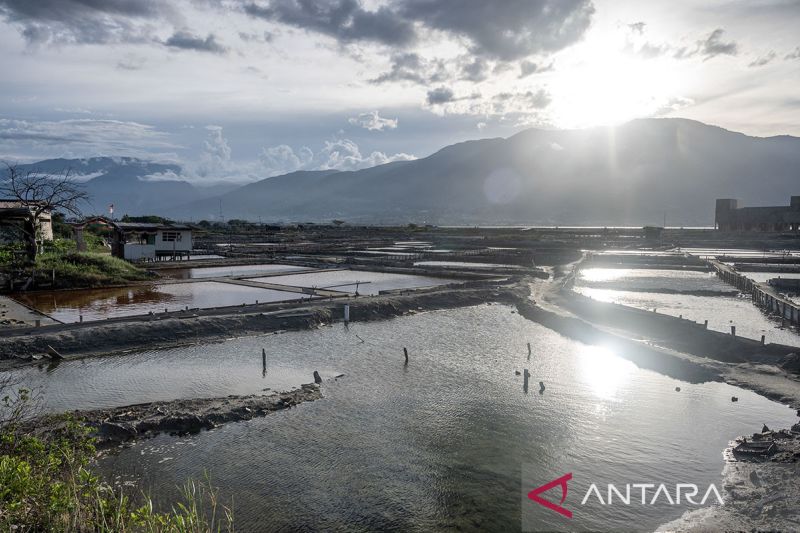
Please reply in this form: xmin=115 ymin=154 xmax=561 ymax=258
xmin=528 ymin=474 xmax=724 ymax=518
xmin=528 ymin=473 xmax=573 ymax=518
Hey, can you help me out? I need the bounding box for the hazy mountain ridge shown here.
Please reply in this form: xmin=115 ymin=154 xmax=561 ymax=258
xmin=172 ymin=118 xmax=800 ymax=225
xmin=10 ymin=119 xmax=800 ymax=225
xmin=6 ymin=157 xmax=229 ymax=217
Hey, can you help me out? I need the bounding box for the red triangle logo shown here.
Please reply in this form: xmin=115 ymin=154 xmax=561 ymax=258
xmin=528 ymin=473 xmax=573 ymax=518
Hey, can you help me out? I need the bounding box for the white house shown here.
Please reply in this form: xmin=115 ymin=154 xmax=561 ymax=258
xmin=114 ymin=222 xmax=193 ymax=261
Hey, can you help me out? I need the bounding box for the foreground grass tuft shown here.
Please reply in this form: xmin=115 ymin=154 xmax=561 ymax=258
xmin=0 ymin=416 xmax=233 ymax=532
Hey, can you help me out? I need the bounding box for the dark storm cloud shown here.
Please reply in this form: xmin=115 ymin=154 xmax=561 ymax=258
xmin=242 ymin=0 xmax=416 ymax=46
xmin=697 ymin=28 xmax=738 ymax=59
xmin=426 ymin=87 xmax=455 ymax=105
xmin=165 ymin=31 xmax=227 ymax=53
xmin=242 ymin=0 xmax=594 ymax=60
xmin=0 ymin=0 xmax=172 ymax=45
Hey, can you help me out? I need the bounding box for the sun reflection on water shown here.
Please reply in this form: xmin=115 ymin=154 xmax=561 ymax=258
xmin=578 ymin=345 xmax=635 ymax=401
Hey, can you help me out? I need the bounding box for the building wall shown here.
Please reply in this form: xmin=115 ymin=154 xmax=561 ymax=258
xmin=715 ymin=196 xmax=800 ymax=232
xmin=154 ymin=229 xmax=192 ymax=252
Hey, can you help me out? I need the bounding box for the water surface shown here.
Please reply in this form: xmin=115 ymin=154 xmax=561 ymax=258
xmin=9 ymin=306 xmax=788 ymax=532
xmin=249 ymin=270 xmax=458 ymax=295
xmin=13 ymin=282 xmax=311 ymax=322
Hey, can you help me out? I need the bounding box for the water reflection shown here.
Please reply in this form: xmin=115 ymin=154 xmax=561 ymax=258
xmin=12 ymin=281 xmax=311 ymax=322
xmin=578 ymin=345 xmax=634 ymax=401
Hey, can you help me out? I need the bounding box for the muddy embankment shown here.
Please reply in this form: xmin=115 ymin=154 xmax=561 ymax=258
xmin=553 ymin=289 xmax=799 ymax=364
xmin=658 ymin=423 xmax=800 ymax=533
xmin=27 ymin=383 xmax=322 ymax=448
xmin=0 ymin=280 xmax=525 ymax=368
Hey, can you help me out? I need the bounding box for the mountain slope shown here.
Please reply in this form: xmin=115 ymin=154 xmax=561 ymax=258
xmin=7 ymin=157 xmax=227 ymax=217
xmin=171 ymin=118 xmax=800 ymax=225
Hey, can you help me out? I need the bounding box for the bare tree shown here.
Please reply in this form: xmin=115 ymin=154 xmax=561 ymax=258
xmin=1 ymin=163 xmax=90 ymax=261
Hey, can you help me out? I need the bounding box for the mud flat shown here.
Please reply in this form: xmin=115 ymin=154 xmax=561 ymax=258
xmin=28 ymin=383 xmax=322 ymax=448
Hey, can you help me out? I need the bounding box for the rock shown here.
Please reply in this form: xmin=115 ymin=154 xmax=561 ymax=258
xmin=675 ymin=386 xmax=681 ymax=392
xmin=731 ymin=396 xmax=739 ymax=402
xmin=514 ymin=370 xmax=521 ymax=376
xmin=98 ymin=422 xmax=137 ymax=442
xmin=313 ymin=370 xmax=323 ymax=384
xmin=762 ymin=424 xmax=770 ymax=433
xmin=749 ymin=470 xmax=761 ymax=486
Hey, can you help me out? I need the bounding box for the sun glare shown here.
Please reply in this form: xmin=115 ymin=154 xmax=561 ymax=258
xmin=578 ymin=345 xmax=634 ymax=400
xmin=550 ymin=33 xmax=682 ymax=129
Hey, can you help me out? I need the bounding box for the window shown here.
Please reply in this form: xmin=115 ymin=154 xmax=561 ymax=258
xmin=161 ymin=231 xmax=182 ymax=242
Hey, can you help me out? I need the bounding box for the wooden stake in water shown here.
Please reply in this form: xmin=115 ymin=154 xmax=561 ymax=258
xmin=403 ymin=347 xmax=409 ymax=365
xmin=523 ymin=368 xmax=530 ymax=393
xmin=262 ymin=348 xmax=266 ymax=377
xmin=527 ymin=342 xmax=532 ymax=361
xmin=539 ymin=381 xmax=546 ymax=394
xmin=313 ymin=370 xmax=323 ymax=384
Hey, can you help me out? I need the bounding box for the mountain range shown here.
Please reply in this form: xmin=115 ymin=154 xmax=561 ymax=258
xmin=7 ymin=119 xmax=800 ymax=226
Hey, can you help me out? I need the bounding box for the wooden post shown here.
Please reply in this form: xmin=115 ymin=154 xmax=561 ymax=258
xmin=704 ymin=320 xmax=708 ymax=328
xmin=313 ymin=370 xmax=322 ymax=384
xmin=79 ymin=315 xmax=83 ymax=323
xmin=760 ymin=335 xmax=765 ymax=345
xmin=730 ymin=325 xmax=736 ymax=337
xmin=35 ymin=319 xmax=41 ymax=327
xmin=262 ymin=348 xmax=266 ymax=377
xmin=523 ymin=368 xmax=530 ymax=393
xmin=403 ymin=347 xmax=409 ymax=365
xmin=539 ymin=381 xmax=546 ymax=393
xmin=527 ymin=342 xmax=532 ymax=361
xmin=344 ymin=304 xmax=350 ymax=322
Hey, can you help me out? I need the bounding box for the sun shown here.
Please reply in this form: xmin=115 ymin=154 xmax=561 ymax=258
xmin=549 ymin=32 xmax=683 ymax=129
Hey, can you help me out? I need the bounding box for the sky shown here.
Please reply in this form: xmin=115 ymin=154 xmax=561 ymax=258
xmin=1 ymin=0 xmax=799 ymax=185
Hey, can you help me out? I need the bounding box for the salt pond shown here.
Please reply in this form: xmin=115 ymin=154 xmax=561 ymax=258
xmin=158 ymin=263 xmax=312 ymax=280
xmin=13 ymin=281 xmax=311 ymax=322
xmin=11 ymin=305 xmax=786 ymax=532
xmin=248 ymin=269 xmax=458 ymax=295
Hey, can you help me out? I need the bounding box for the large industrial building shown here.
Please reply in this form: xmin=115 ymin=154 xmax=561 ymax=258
xmin=715 ymin=196 xmax=800 ymax=232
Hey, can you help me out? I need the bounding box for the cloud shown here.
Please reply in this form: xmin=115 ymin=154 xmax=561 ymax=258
xmin=241 ymin=0 xmax=594 ymax=61
xmin=628 ymin=22 xmax=646 ymax=34
xmin=748 ymin=51 xmax=776 ymax=67
xmin=785 ymin=46 xmax=800 ymax=60
xmin=259 ymin=138 xmax=415 ymax=176
xmin=426 ymin=87 xmax=456 ymax=105
xmin=370 ymin=52 xmax=448 ymax=85
xmin=196 ymin=125 xmax=232 ymax=177
xmin=242 ymin=0 xmax=415 ymax=47
xmin=116 ymin=54 xmax=147 ymax=70
xmin=165 ymin=31 xmax=227 ymax=54
xmin=460 ymin=57 xmax=490 ymax=82
xmin=348 ymin=111 xmax=398 ymax=131
xmin=696 ymin=28 xmax=738 ymax=60
xmin=259 ymin=144 xmax=313 ymax=175
xmin=398 ymin=0 xmax=594 ymax=60
xmin=0 ymin=118 xmax=178 ymax=159
xmin=0 ymin=0 xmax=173 ymax=46
xmin=518 ymin=59 xmax=554 ymax=78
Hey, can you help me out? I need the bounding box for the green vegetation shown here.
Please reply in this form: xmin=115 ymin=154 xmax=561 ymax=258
xmin=33 ymin=251 xmax=153 ymax=289
xmin=120 ymin=215 xmax=175 ymax=225
xmin=1 ymin=386 xmax=234 ymax=532
xmin=0 ymin=236 xmax=152 ymax=289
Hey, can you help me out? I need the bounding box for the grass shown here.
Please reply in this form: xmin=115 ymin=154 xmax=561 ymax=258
xmin=33 ymin=251 xmax=153 ymax=289
xmin=1 ymin=238 xmax=153 ymax=290
xmin=0 ymin=416 xmax=234 ymax=532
